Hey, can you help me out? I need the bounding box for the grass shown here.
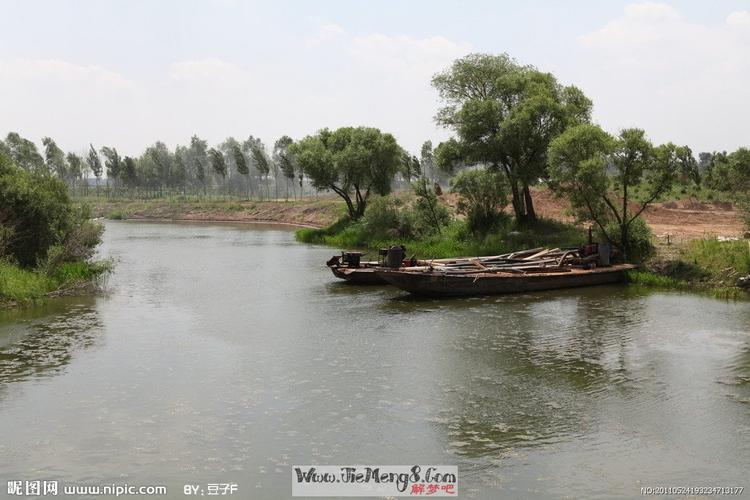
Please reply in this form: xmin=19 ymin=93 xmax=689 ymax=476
xmin=0 ymin=260 xmax=52 ymax=303
xmin=0 ymin=259 xmax=112 ymax=307
xmin=297 ymin=217 xmax=587 ymax=260
xmin=643 ymin=238 xmax=750 ymax=298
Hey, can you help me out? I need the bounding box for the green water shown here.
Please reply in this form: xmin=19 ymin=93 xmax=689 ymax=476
xmin=0 ymin=221 xmax=748 ymax=499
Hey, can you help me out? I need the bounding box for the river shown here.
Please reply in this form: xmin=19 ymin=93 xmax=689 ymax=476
xmin=0 ymin=221 xmax=748 ymax=499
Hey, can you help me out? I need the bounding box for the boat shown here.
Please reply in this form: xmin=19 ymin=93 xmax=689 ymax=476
xmin=327 ymin=251 xmax=389 ymax=285
xmin=370 ymin=245 xmax=635 ymax=297
xmin=375 ymin=263 xmax=636 ymax=297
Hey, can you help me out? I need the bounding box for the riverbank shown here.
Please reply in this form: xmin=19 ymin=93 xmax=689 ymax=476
xmin=83 ymin=196 xmax=342 ymax=228
xmin=0 ymin=259 xmax=111 ymax=308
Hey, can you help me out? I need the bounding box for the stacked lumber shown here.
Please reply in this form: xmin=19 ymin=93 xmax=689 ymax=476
xmin=404 ymin=247 xmax=598 ymax=275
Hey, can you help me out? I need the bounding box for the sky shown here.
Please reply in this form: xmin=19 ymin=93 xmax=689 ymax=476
xmin=0 ymin=0 xmax=748 ymax=157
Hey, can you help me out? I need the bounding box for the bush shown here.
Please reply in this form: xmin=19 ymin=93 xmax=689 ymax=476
xmin=598 ymin=216 xmax=654 ymax=263
xmin=0 ymin=154 xmax=75 ymax=267
xmin=359 ymin=196 xmax=414 ymax=240
xmin=450 ymin=168 xmax=509 ymax=234
xmin=412 ymin=178 xmax=451 ymax=236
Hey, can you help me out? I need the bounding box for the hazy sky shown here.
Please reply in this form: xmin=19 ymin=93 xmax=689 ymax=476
xmin=1 ymin=0 xmax=748 ymax=156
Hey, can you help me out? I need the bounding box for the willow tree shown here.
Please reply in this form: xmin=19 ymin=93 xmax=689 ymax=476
xmin=548 ymin=125 xmax=678 ymax=259
xmin=290 ymin=127 xmax=403 ymax=219
xmin=432 ymin=53 xmax=592 ymax=224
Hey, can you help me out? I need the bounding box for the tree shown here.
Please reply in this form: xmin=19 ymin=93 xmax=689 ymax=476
xmin=420 ymin=140 xmax=436 ymax=184
xmin=273 ymin=136 xmax=296 ymax=199
xmin=121 ymin=156 xmax=138 ymax=187
xmin=450 ymin=168 xmax=509 ymax=234
xmin=244 ymin=137 xmax=270 ymax=199
xmin=675 ymin=145 xmax=700 ymax=187
xmin=100 ymin=146 xmax=122 ymax=189
xmin=548 ymin=125 xmax=677 ymax=260
xmin=188 ymin=135 xmax=209 ymax=194
xmin=400 ymin=153 xmax=420 ymax=184
xmin=290 ymin=127 xmax=403 ymax=220
xmin=208 ymin=148 xmax=227 ymax=192
xmin=66 ymin=152 xmax=84 ymax=188
xmin=87 ymin=144 xmax=103 ymax=194
xmin=42 ymin=137 xmax=67 ymax=179
xmin=145 ymin=142 xmax=173 ymax=190
xmin=4 ymin=132 xmax=44 ymax=172
xmin=231 ymin=143 xmax=250 ymax=198
xmin=413 ymin=177 xmax=450 ymax=235
xmin=432 ymin=53 xmax=592 ymax=224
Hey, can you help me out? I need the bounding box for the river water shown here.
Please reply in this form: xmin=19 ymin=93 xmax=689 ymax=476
xmin=0 ymin=221 xmax=748 ymax=499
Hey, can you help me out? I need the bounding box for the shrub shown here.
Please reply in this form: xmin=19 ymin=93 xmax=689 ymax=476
xmin=359 ymin=196 xmax=413 ymax=240
xmin=412 ymin=178 xmax=451 ymax=236
xmin=597 ymin=216 xmax=654 ymax=263
xmin=0 ymin=154 xmax=75 ymax=267
xmin=450 ymin=168 xmax=509 ymax=234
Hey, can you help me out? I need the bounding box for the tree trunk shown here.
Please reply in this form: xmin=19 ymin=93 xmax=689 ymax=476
xmin=522 ymin=185 xmax=537 ymax=223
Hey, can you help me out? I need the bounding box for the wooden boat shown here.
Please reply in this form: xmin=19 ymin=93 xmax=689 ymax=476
xmin=329 ymin=262 xmax=388 ymax=285
xmin=374 ymin=263 xmax=636 ymax=297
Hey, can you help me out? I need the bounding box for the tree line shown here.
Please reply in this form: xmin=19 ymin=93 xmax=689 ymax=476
xmin=0 ymin=131 xmax=442 ymax=204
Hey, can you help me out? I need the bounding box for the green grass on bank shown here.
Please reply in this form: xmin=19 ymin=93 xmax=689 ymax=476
xmin=0 ymin=259 xmax=112 ymax=306
xmin=634 ymin=238 xmax=750 ymax=298
xmin=297 ymin=217 xmax=587 ymax=259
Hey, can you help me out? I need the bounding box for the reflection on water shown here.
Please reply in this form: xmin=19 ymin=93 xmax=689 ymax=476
xmin=0 ymin=221 xmax=748 ymax=499
xmin=0 ymin=299 xmax=101 ymax=384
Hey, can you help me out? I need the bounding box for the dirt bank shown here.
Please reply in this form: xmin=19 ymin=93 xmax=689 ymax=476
xmin=529 ymin=189 xmax=745 ymax=241
xmin=85 ymin=189 xmax=747 ymax=241
xmin=86 ymin=197 xmax=343 ymax=228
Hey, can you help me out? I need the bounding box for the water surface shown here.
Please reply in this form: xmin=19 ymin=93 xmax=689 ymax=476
xmin=1 ymin=221 xmax=748 ymax=498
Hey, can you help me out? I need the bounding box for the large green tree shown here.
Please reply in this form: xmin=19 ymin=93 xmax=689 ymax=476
xmin=290 ymin=127 xmax=403 ymax=219
xmin=432 ymin=53 xmax=592 ymax=224
xmin=548 ymin=125 xmax=678 ymax=259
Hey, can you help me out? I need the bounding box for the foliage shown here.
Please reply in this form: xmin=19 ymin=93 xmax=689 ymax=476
xmin=297 ymin=214 xmax=584 ymax=261
xmin=2 ymin=132 xmax=44 ymax=172
xmin=683 ymin=239 xmax=750 ymax=278
xmin=42 ymin=137 xmax=67 ymax=178
xmin=548 ymin=124 xmax=678 ymax=261
xmin=597 ymin=217 xmax=654 ymax=263
xmin=0 ymin=260 xmax=51 ymax=302
xmin=412 ymin=178 xmax=450 ymax=235
xmin=289 ymin=127 xmax=404 ymax=219
xmin=87 ymin=144 xmax=103 ymax=183
xmin=0 ymin=154 xmax=75 ymax=266
xmin=358 ymin=196 xmax=412 ymax=241
xmin=450 ymin=168 xmax=510 ymax=234
xmin=625 ymin=269 xmax=682 ymax=288
xmin=432 ymin=53 xmax=592 ymax=224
